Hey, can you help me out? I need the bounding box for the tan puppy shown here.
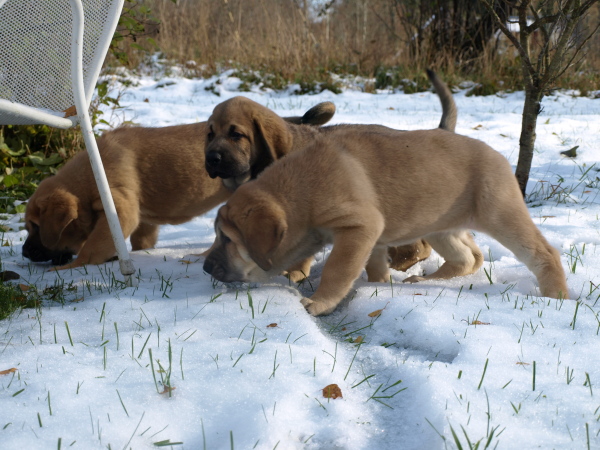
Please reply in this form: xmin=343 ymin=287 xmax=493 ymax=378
xmin=203 ymin=126 xmax=569 ymax=316
xmin=204 ymin=70 xmax=457 ymax=276
xmin=22 ymin=102 xmax=336 ymax=269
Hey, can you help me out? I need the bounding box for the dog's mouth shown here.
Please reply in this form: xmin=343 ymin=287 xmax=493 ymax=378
xmin=203 ymin=257 xmax=244 ymax=283
xmin=22 ymin=231 xmax=74 ymax=265
xmin=22 ymin=246 xmax=73 ymax=265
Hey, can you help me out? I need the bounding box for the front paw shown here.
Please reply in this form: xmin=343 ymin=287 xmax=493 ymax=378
xmin=300 ymin=297 xmax=337 ymax=316
xmin=284 ymin=270 xmax=308 ymax=283
xmin=402 ymin=275 xmax=425 ymax=283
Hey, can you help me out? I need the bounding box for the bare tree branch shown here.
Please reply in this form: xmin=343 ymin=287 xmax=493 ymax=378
xmin=480 ymin=0 xmax=537 ymax=79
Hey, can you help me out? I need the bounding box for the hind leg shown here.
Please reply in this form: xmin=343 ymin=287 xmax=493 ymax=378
xmin=366 ymin=246 xmax=390 ymax=282
xmin=403 ymin=231 xmax=483 ymax=283
xmin=478 ymin=206 xmax=568 ymax=299
xmin=130 ymin=222 xmax=160 ymax=251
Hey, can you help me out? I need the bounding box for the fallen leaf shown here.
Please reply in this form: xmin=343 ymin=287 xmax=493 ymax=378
xmin=560 ymin=145 xmax=578 ymax=158
xmin=71 ymin=297 xmax=84 ymax=303
xmin=266 ymin=323 xmax=278 ymax=328
xmin=2 ymin=241 xmax=10 ymax=247
xmin=516 ymin=362 xmax=530 ymax=366
xmin=63 ymin=105 xmax=77 ymax=118
xmin=353 ymin=336 xmax=364 ymax=344
xmin=322 ymin=384 xmax=342 ymax=399
xmin=584 ymin=191 xmax=591 ymax=194
xmin=368 ymin=309 xmax=383 ymax=318
xmin=143 ymin=98 xmax=150 ymax=103
xmin=0 ymin=368 xmax=17 ymax=375
xmin=472 ymin=124 xmax=483 ymax=130
xmin=470 ymin=320 xmax=490 ymax=325
xmin=0 ymin=271 xmax=20 ymax=281
xmin=341 ymin=327 xmax=347 ymax=331
xmin=413 ymin=293 xmax=423 ymax=295
xmin=19 ymin=284 xmax=30 ymax=291
xmin=387 ymin=106 xmax=395 ymax=110
xmin=160 ymin=386 xmax=176 ymax=394
xmin=541 ymin=216 xmax=556 ymax=219
xmin=179 ymin=260 xmax=193 ymax=264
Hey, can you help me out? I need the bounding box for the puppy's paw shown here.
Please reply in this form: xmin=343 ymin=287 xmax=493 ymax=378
xmin=300 ymin=297 xmax=337 ymax=316
xmin=284 ymin=270 xmax=308 ymax=283
xmin=402 ymin=275 xmax=426 ymax=284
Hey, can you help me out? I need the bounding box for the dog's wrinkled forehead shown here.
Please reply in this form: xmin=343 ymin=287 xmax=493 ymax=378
xmin=209 ymin=97 xmax=257 ymax=130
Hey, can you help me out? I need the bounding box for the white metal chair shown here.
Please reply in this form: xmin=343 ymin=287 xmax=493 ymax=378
xmin=0 ymin=0 xmax=135 ymax=284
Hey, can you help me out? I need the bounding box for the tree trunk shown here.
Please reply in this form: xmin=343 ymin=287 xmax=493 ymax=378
xmin=515 ymin=87 xmax=544 ymax=196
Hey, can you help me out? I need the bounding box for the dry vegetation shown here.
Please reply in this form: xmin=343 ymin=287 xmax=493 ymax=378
xmin=113 ymin=0 xmax=600 ymax=94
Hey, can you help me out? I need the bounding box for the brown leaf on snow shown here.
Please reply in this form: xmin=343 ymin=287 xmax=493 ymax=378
xmin=160 ymin=386 xmax=176 ymax=394
xmin=470 ymin=320 xmax=490 ymax=325
xmin=368 ymin=309 xmax=383 ymax=318
xmin=322 ymin=384 xmax=342 ymax=399
xmin=353 ymin=336 xmax=364 ymax=344
xmin=516 ymin=362 xmax=530 ymax=366
xmin=19 ymin=284 xmax=30 ymax=291
xmin=266 ymin=323 xmax=278 ymax=328
xmin=0 ymin=271 xmax=20 ymax=281
xmin=63 ymin=105 xmax=77 ymax=118
xmin=179 ymin=260 xmax=193 ymax=264
xmin=0 ymin=368 xmax=17 ymax=375
xmin=71 ymin=297 xmax=84 ymax=303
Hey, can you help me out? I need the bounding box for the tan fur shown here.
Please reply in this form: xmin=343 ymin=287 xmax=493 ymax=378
xmin=205 ymin=71 xmax=457 ymax=279
xmin=23 ymin=103 xmax=335 ymax=269
xmin=204 ymin=126 xmax=570 ymax=316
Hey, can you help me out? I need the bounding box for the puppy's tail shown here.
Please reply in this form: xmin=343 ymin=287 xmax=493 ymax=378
xmin=301 ymin=101 xmax=336 ymax=126
xmin=426 ymin=69 xmax=457 ymax=132
xmin=284 ymin=102 xmax=336 ymax=126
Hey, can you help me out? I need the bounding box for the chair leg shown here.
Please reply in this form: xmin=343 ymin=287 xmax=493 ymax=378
xmin=70 ymin=0 xmax=136 ymax=285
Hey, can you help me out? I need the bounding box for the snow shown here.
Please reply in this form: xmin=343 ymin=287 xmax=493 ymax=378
xmin=1 ymin=70 xmax=600 ymax=449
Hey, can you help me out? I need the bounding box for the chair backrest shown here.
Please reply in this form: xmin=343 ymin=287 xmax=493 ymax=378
xmin=0 ymin=0 xmax=122 ymax=125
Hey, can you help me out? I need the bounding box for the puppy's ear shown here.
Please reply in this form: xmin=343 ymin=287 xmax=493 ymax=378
xmin=252 ymin=113 xmax=292 ymax=169
xmin=242 ymin=204 xmax=287 ymax=272
xmin=37 ymin=190 xmax=78 ymax=248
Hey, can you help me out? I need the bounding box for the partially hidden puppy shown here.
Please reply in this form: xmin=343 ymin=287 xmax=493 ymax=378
xmin=22 ymin=102 xmax=336 ymax=269
xmin=203 ymin=126 xmax=569 ymax=316
xmin=204 ymin=69 xmax=457 ymax=277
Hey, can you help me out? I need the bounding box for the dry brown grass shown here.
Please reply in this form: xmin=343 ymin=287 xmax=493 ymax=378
xmin=112 ymin=1 xmax=600 ymax=94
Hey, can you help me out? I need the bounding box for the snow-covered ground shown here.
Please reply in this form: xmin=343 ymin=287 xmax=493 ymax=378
xmin=2 ymin=70 xmax=600 ymax=449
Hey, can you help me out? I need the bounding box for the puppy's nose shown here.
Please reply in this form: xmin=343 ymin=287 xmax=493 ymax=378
xmin=206 ymin=151 xmax=222 ymax=168
xmin=203 ymin=258 xmax=214 ymax=275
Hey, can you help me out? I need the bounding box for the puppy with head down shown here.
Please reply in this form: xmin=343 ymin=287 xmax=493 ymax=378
xmin=204 ymin=125 xmax=569 ymax=316
xmin=22 ymin=102 xmax=336 ymax=269
xmin=204 ymin=70 xmax=457 ymax=277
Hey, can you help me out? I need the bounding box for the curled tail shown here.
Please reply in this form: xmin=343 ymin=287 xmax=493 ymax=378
xmin=426 ymin=69 xmax=457 ymax=132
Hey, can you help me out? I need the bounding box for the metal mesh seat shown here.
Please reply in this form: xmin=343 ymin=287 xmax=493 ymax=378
xmin=0 ymin=0 xmax=135 ymax=282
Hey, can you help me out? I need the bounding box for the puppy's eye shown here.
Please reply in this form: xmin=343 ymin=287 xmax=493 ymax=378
xmin=207 ymin=131 xmax=215 ymax=142
xmin=230 ymin=131 xmax=245 ymax=141
xmin=221 ymin=234 xmax=231 ymax=244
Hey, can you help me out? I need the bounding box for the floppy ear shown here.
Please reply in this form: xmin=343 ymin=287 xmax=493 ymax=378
xmin=252 ymin=113 xmax=292 ymax=173
xmin=241 ymin=205 xmax=287 ymax=271
xmin=37 ymin=190 xmax=78 ymax=248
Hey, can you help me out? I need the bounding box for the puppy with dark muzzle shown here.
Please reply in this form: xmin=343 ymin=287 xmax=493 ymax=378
xmin=204 ymin=70 xmax=458 ymax=279
xmin=22 ymin=102 xmax=336 ymax=269
xmin=203 ymin=125 xmax=569 ymax=316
